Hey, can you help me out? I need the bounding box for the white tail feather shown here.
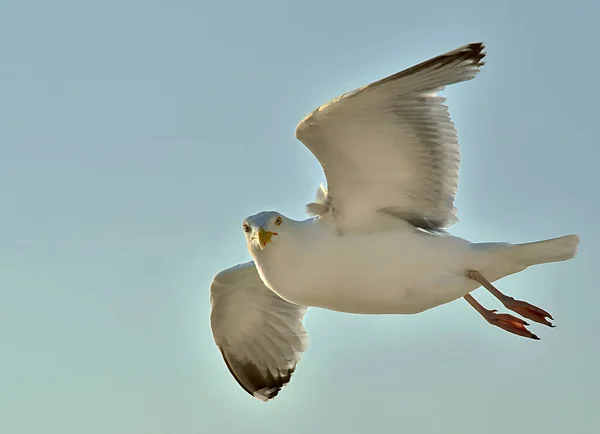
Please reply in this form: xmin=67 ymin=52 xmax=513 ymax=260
xmin=512 ymin=234 xmax=580 ymax=267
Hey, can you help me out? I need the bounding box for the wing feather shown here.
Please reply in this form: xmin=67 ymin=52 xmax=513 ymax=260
xmin=296 ymin=42 xmax=486 ymax=231
xmin=210 ymin=261 xmax=308 ymax=401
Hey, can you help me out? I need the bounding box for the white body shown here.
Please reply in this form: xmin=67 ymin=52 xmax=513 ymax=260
xmin=252 ymin=218 xmax=577 ymax=315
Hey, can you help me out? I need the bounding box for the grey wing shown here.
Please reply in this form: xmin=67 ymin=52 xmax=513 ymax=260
xmin=209 ymin=261 xmax=308 ymax=401
xmin=296 ymin=42 xmax=486 ymax=232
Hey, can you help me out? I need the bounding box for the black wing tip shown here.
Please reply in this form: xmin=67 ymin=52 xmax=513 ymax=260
xmin=373 ymin=41 xmax=487 ymax=90
xmin=435 ymin=41 xmax=486 ymax=70
xmin=463 ymin=41 xmax=486 ymax=66
xmin=464 ymin=41 xmax=485 ymax=52
xmin=254 ymin=365 xmax=296 ymax=402
xmin=219 ymin=347 xmax=297 ymax=402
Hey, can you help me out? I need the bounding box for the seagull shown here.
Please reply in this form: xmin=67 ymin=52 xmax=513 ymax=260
xmin=209 ymin=42 xmax=580 ymax=402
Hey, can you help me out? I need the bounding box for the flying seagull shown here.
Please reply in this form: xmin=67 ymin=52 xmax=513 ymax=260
xmin=209 ymin=42 xmax=579 ymax=402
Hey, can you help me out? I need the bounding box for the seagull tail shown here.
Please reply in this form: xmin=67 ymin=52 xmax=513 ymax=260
xmin=511 ymin=234 xmax=580 ymax=267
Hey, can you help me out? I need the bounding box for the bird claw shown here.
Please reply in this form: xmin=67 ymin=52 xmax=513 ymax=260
xmin=503 ymin=297 xmax=554 ymax=327
xmin=484 ymin=310 xmax=540 ymax=340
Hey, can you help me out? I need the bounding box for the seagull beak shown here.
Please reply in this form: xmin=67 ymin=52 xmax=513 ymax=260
xmin=257 ymin=226 xmax=277 ymax=249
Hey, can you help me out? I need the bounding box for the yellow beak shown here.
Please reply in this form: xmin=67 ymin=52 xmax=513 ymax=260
xmin=257 ymin=226 xmax=277 ymax=249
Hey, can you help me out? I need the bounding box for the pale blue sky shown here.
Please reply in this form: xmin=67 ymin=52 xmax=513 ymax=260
xmin=2 ymin=1 xmax=599 ymax=433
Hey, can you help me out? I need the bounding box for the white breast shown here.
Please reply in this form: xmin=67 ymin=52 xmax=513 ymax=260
xmin=253 ymin=219 xmax=480 ymax=315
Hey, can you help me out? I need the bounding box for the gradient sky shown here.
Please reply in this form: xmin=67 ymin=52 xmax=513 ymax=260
xmin=2 ymin=1 xmax=599 ymax=433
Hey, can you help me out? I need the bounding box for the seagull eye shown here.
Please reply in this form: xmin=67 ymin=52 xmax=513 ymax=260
xmin=243 ymin=223 xmax=251 ymax=233
xmin=274 ymin=216 xmax=282 ymax=226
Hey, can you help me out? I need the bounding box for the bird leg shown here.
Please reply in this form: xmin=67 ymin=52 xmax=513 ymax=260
xmin=466 ymin=270 xmax=554 ymax=327
xmin=463 ymin=294 xmax=539 ymax=340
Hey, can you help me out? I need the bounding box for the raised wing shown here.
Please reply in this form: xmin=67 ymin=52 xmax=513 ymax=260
xmin=210 ymin=261 xmax=308 ymax=401
xmin=296 ymin=42 xmax=485 ymax=232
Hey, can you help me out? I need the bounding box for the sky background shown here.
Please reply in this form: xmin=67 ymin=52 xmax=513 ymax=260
xmin=2 ymin=1 xmax=599 ymax=433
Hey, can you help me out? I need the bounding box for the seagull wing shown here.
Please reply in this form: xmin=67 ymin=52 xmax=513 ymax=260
xmin=210 ymin=261 xmax=308 ymax=401
xmin=296 ymin=42 xmax=485 ymax=232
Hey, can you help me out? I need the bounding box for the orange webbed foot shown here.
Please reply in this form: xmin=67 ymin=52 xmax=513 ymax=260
xmin=502 ymin=297 xmax=554 ymax=327
xmin=483 ymin=308 xmax=540 ymax=340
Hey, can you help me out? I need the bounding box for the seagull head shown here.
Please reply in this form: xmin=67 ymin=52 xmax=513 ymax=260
xmin=243 ymin=211 xmax=289 ymax=252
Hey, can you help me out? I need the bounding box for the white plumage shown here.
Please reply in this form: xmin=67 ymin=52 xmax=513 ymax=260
xmin=209 ymin=42 xmax=580 ymax=402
